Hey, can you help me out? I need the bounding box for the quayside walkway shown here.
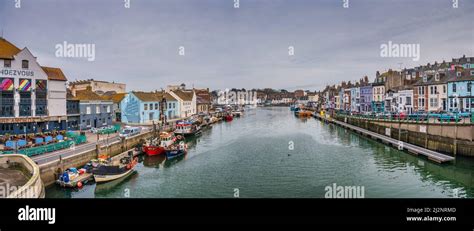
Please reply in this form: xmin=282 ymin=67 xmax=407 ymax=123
xmin=314 ymin=114 xmax=455 ymax=164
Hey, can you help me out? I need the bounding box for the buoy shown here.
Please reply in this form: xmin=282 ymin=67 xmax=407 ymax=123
xmin=77 ymin=181 xmax=83 ymax=188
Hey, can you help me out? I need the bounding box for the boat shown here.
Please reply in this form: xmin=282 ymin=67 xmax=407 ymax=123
xmin=92 ymin=151 xmax=138 ymax=183
xmin=296 ymin=110 xmax=313 ymax=117
xmin=174 ymin=120 xmax=201 ymax=136
xmin=293 ymin=107 xmax=301 ymax=116
xmin=165 ymin=141 xmax=188 ymax=159
xmin=232 ymin=111 xmax=243 ymax=117
xmin=56 ymin=167 xmax=92 ymax=188
xmin=224 ymin=114 xmax=233 ymax=122
xmin=142 ymin=138 xmax=164 ymax=156
xmin=210 ymin=116 xmax=219 ymax=124
xmin=290 ymin=105 xmax=298 ymax=111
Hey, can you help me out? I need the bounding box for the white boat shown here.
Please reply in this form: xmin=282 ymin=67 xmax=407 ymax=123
xmin=93 ymin=167 xmax=135 ymax=183
xmin=174 ymin=120 xmax=201 ymax=136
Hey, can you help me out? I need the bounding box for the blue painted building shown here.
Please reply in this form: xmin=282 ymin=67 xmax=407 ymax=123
xmin=121 ymin=91 xmax=179 ymax=124
xmin=447 ymin=69 xmax=474 ymax=113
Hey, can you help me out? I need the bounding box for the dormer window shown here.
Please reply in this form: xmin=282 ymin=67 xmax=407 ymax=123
xmin=22 ymin=60 xmax=29 ymax=69
xmin=435 ymin=73 xmax=440 ymax=81
xmin=4 ymin=60 xmax=11 ymax=68
xmin=423 ymin=75 xmax=427 ymax=82
xmin=456 ymin=72 xmax=461 ymax=77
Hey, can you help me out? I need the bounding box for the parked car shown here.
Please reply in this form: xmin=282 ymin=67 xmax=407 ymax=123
xmin=119 ymin=127 xmax=141 ymax=138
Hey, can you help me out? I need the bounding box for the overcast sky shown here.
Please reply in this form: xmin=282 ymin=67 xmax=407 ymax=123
xmin=0 ymin=0 xmax=473 ymax=91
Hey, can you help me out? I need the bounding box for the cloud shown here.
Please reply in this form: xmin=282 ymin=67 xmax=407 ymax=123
xmin=1 ymin=0 xmax=472 ymax=91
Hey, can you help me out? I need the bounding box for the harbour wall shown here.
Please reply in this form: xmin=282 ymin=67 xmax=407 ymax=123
xmin=334 ymin=115 xmax=474 ymax=157
xmin=0 ymin=154 xmax=45 ymax=198
xmin=39 ymin=131 xmax=153 ymax=187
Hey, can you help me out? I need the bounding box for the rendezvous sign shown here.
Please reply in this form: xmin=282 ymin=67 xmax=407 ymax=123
xmin=0 ymin=69 xmax=35 ymax=77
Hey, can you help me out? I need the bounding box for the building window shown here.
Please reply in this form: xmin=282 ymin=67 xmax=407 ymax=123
xmin=149 ymin=104 xmax=153 ymax=110
xmin=22 ymin=60 xmax=29 ymax=69
xmin=144 ymin=104 xmax=148 ymax=110
xmin=452 ymin=83 xmax=456 ymax=93
xmin=107 ymin=105 xmax=111 ymax=113
xmin=96 ymin=106 xmax=100 ymax=114
xmin=4 ymin=60 xmax=11 ymax=68
xmin=443 ymin=85 xmax=446 ymax=93
xmin=155 ymin=103 xmax=158 ymax=110
xmin=86 ymin=106 xmax=91 ymax=115
xmin=468 ymin=82 xmax=472 ymax=93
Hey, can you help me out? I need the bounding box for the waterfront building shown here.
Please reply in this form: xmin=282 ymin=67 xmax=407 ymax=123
xmin=0 ymin=38 xmax=68 ymax=135
xmin=120 ymin=91 xmax=178 ymax=124
xmin=195 ymin=89 xmax=211 ymax=114
xmin=334 ymin=94 xmax=341 ymax=110
xmin=447 ymin=68 xmax=474 ymax=113
xmin=359 ymin=84 xmax=372 ymax=113
xmin=168 ymin=89 xmax=196 ymax=118
xmin=308 ymin=92 xmax=319 ymax=103
xmin=66 ymin=89 xmax=80 ymax=130
xmin=71 ymin=87 xmax=113 ymax=130
xmin=101 ymin=93 xmax=126 ymax=122
xmin=294 ymin=89 xmax=305 ymax=98
xmin=427 ymin=72 xmax=449 ymax=112
xmin=350 ymin=86 xmax=360 ymax=113
xmin=69 ymin=79 xmax=126 ymax=95
xmin=384 ymin=90 xmax=399 ymax=112
xmin=372 ymin=72 xmax=386 ymax=112
xmin=397 ymin=89 xmax=414 ymax=114
xmin=343 ymin=88 xmax=351 ymax=111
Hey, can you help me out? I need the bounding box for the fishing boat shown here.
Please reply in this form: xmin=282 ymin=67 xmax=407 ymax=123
xmin=142 ymin=132 xmax=176 ymax=156
xmin=142 ymin=138 xmax=163 ymax=156
xmin=165 ymin=141 xmax=188 ymax=159
xmin=296 ymin=110 xmax=313 ymax=117
xmin=232 ymin=111 xmax=243 ymax=117
xmin=293 ymin=107 xmax=301 ymax=116
xmin=174 ymin=120 xmax=201 ymax=136
xmin=56 ymin=167 xmax=92 ymax=188
xmin=224 ymin=113 xmax=233 ymax=122
xmin=92 ymin=151 xmax=138 ymax=183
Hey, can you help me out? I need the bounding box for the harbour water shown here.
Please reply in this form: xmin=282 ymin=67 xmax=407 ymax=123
xmin=46 ymin=107 xmax=474 ymax=198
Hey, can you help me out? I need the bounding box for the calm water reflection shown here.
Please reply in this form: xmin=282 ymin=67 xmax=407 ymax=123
xmin=46 ymin=107 xmax=474 ymax=198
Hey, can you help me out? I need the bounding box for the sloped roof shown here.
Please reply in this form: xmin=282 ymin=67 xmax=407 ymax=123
xmin=41 ymin=66 xmax=68 ymax=81
xmin=0 ymin=37 xmax=21 ymax=59
xmin=132 ymin=91 xmax=177 ymax=102
xmin=446 ymin=70 xmax=474 ymax=82
xmin=74 ymin=89 xmax=105 ymax=101
xmin=195 ymin=89 xmax=210 ymax=104
xmin=172 ymin=90 xmax=194 ymax=101
xmin=102 ymin=93 xmax=126 ymax=103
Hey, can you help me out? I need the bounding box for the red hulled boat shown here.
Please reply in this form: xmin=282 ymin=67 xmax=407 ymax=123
xmin=225 ymin=114 xmax=233 ymax=122
xmin=143 ymin=132 xmax=176 ymax=156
